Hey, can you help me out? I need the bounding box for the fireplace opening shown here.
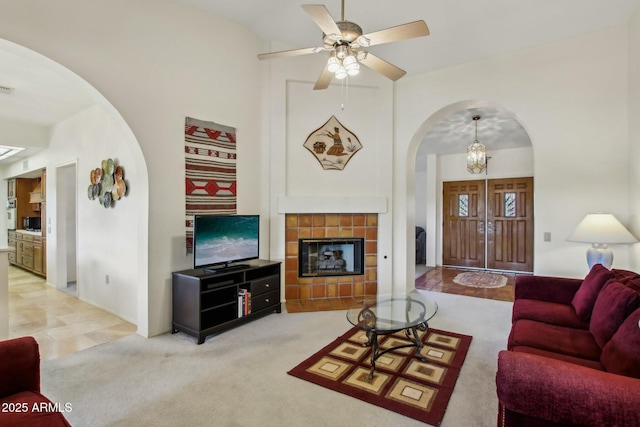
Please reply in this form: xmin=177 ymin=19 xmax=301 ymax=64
xmin=298 ymin=238 xmax=365 ymax=278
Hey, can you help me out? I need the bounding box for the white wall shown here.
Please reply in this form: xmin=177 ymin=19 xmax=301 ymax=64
xmin=3 ymin=105 xmax=141 ymax=322
xmin=396 ymin=24 xmax=630 ymax=286
xmin=264 ymin=46 xmax=397 ymax=293
xmin=628 ymin=8 xmax=640 ymax=271
xmin=54 ymin=106 xmax=138 ymax=321
xmin=61 ymin=164 xmax=77 ymax=283
xmin=0 ymin=0 xmax=263 ymax=336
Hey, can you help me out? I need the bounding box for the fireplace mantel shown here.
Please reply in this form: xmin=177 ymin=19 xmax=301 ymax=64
xmin=278 ymin=196 xmax=387 ymax=214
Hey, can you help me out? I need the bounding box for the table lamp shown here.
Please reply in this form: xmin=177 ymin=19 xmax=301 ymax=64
xmin=566 ymin=213 xmax=638 ymax=269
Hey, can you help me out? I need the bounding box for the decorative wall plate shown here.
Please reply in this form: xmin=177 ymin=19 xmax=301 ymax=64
xmin=303 ymin=115 xmax=362 ymax=170
xmin=87 ymin=158 xmax=128 ymax=208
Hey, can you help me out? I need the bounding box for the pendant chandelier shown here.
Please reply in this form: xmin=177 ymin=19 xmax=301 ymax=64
xmin=467 ymin=115 xmax=487 ymax=174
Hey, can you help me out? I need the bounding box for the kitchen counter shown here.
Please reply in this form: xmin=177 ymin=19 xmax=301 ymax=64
xmin=16 ymin=230 xmax=42 ymax=237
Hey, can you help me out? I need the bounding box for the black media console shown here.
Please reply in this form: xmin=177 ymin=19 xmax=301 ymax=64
xmin=172 ymin=260 xmax=281 ymax=344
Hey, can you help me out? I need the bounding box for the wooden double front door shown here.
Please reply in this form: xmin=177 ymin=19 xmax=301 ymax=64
xmin=443 ymin=177 xmax=534 ymax=272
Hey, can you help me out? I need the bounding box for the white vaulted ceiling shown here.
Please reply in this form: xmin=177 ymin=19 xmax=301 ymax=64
xmin=173 ymin=0 xmax=640 ymax=77
xmin=1 ymin=0 xmax=639 ymax=163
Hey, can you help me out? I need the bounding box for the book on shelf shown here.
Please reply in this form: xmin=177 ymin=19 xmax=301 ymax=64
xmin=238 ymin=289 xmax=251 ymax=317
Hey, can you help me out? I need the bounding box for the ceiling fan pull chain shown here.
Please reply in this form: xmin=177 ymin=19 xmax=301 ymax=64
xmin=340 ymin=76 xmax=350 ymax=110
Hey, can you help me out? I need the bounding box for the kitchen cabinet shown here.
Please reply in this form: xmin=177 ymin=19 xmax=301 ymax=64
xmin=6 ymin=169 xmax=46 ymax=277
xmin=7 ymin=179 xmax=15 ymax=199
xmin=16 ymin=178 xmax=38 ymax=225
xmin=10 ymin=231 xmax=45 ymax=277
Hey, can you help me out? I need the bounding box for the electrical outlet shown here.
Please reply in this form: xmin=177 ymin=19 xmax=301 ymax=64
xmin=543 ymin=232 xmax=551 ymax=242
xmin=105 ymin=274 xmax=109 ymax=284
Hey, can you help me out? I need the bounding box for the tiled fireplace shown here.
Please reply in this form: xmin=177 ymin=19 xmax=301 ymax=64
xmin=285 ymin=213 xmax=378 ymax=301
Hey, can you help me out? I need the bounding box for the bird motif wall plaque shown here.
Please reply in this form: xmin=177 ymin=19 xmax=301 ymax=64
xmin=303 ymin=115 xmax=362 ymax=170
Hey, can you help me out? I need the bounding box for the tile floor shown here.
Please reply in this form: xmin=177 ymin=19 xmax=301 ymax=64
xmin=8 ymin=266 xmax=136 ymax=361
xmin=285 ymin=266 xmax=518 ymax=313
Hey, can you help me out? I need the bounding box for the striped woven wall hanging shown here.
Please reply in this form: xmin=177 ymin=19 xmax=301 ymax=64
xmin=184 ymin=117 xmax=237 ymax=252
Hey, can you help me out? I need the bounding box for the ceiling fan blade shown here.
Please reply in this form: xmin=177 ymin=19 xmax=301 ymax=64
xmin=361 ymin=20 xmax=430 ymax=47
xmin=257 ymin=47 xmax=319 ymax=60
xmin=313 ymin=64 xmax=333 ymax=90
xmin=359 ymin=53 xmax=406 ymax=81
xmin=301 ymin=4 xmax=342 ymax=39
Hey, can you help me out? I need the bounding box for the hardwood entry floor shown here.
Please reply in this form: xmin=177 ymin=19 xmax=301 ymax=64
xmin=8 ymin=266 xmax=136 ymax=361
xmin=285 ymin=266 xmax=517 ymax=313
xmin=415 ymin=266 xmax=516 ymax=302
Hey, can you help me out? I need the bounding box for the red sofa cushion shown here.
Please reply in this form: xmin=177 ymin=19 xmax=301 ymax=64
xmin=590 ymin=281 xmax=640 ymax=348
xmin=601 ymin=307 xmax=640 ymax=378
xmin=509 ymin=319 xmax=601 ymax=360
xmin=497 ymin=350 xmax=640 ymax=427
xmin=0 ymin=391 xmax=71 ymax=427
xmin=0 ymin=337 xmax=40 ymax=398
xmin=571 ymin=264 xmax=615 ymax=322
xmin=510 ymin=345 xmax=604 ymax=370
xmin=512 ymin=299 xmax=588 ymax=329
xmin=612 ymin=268 xmax=640 ymax=292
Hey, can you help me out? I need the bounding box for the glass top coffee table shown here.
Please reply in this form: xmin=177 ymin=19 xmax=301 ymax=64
xmin=346 ymin=290 xmax=438 ymax=379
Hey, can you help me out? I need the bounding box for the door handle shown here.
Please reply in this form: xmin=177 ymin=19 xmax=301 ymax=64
xmin=477 ymin=221 xmax=485 ymax=234
xmin=487 ymin=221 xmax=494 ymax=234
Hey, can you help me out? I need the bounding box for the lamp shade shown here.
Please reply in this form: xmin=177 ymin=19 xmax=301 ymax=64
xmin=566 ymin=213 xmax=638 ymax=244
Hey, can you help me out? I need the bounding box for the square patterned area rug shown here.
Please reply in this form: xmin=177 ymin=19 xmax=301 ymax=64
xmin=288 ymin=327 xmax=472 ymax=425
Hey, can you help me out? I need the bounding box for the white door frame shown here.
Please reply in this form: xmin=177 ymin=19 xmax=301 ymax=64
xmin=55 ymin=160 xmax=78 ymax=295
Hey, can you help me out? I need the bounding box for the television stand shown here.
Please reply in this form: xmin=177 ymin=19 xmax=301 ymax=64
xmin=172 ymin=260 xmax=281 ymax=344
xmin=203 ymin=263 xmax=250 ymax=274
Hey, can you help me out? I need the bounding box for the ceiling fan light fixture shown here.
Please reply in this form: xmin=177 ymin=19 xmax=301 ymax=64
xmin=257 ymin=1 xmax=431 ymax=91
xmin=327 ymin=55 xmax=341 ymax=73
xmin=343 ymin=54 xmax=359 ymax=75
xmin=336 ymin=44 xmax=348 ymax=59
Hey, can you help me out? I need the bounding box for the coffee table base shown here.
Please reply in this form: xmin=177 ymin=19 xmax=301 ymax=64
xmin=364 ymin=321 xmax=429 ymax=380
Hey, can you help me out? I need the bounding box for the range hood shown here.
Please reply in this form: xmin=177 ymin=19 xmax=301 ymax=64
xmin=29 ymin=181 xmax=43 ymax=203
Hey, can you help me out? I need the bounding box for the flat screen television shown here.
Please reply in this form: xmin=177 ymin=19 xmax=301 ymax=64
xmin=193 ymin=215 xmax=260 ymax=271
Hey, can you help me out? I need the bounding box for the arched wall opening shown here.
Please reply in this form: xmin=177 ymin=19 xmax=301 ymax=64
xmin=0 ymin=38 xmax=149 ymax=335
xmin=406 ymin=99 xmax=535 ymax=280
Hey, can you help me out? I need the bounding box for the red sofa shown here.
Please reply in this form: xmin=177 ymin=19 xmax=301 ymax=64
xmin=0 ymin=336 xmax=71 ymax=427
xmin=496 ymin=264 xmax=640 ymax=427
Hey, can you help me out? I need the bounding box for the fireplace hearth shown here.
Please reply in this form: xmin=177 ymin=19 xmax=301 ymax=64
xmin=298 ymin=238 xmax=364 ymax=278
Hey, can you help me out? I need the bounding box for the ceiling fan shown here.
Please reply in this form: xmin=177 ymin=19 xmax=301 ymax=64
xmin=257 ymin=0 xmax=430 ymax=90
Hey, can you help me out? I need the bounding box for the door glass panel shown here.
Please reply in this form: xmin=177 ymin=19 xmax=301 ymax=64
xmin=504 ymin=192 xmax=516 ymax=217
xmin=458 ymin=194 xmax=469 ymax=217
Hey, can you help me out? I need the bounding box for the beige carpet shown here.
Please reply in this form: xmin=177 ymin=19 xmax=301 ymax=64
xmin=40 ymin=291 xmax=512 ymax=427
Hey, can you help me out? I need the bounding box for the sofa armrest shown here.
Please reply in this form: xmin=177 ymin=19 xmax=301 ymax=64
xmin=514 ymin=275 xmax=582 ymax=304
xmin=497 ymin=350 xmax=640 ymax=427
xmin=0 ymin=337 xmax=40 ymax=398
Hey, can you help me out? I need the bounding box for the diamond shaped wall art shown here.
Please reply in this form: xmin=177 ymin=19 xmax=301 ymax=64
xmin=303 ymin=115 xmax=362 ymax=170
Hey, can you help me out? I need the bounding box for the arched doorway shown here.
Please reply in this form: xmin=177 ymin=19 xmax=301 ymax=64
xmin=0 ymin=38 xmax=149 ymax=334
xmin=412 ymin=101 xmax=534 ymax=272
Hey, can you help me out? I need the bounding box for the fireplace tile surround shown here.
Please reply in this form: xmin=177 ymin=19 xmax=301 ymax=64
xmin=285 ymin=213 xmax=378 ymax=302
